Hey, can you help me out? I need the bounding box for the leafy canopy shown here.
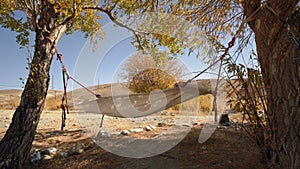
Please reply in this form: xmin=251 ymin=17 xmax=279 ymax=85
xmin=0 ymin=0 xmax=106 ymax=47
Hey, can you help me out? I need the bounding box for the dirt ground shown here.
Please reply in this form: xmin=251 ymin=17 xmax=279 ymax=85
xmin=0 ymin=110 xmax=264 ymax=169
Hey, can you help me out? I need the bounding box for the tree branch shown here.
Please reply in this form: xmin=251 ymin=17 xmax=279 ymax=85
xmin=82 ymin=6 xmax=145 ymax=34
xmin=241 ymin=0 xmax=261 ymax=30
xmin=61 ymin=0 xmax=77 ymax=26
xmin=82 ymin=5 xmax=147 ymax=50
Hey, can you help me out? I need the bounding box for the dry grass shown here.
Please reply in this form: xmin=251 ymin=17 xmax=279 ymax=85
xmin=172 ymin=94 xmax=213 ymax=116
xmin=44 ymin=98 xmax=62 ymax=110
xmin=0 ymin=90 xmax=64 ymax=110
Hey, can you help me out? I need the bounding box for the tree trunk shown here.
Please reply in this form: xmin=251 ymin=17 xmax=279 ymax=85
xmin=243 ymin=1 xmax=300 ymax=168
xmin=0 ymin=2 xmax=66 ymax=168
xmin=0 ymin=33 xmax=53 ymax=169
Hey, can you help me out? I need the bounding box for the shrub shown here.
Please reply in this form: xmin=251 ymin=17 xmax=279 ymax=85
xmin=129 ymin=68 xmax=177 ymax=93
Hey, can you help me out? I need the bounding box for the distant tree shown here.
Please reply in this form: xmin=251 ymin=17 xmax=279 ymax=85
xmin=120 ymin=51 xmax=184 ymax=93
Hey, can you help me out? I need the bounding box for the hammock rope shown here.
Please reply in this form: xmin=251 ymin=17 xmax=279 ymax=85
xmin=53 ymin=45 xmax=102 ymax=130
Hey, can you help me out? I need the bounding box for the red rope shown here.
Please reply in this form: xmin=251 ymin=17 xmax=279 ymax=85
xmin=54 ymin=49 xmax=102 ymax=130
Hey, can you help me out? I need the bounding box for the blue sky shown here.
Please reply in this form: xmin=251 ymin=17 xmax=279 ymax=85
xmin=0 ymin=15 xmax=220 ymax=91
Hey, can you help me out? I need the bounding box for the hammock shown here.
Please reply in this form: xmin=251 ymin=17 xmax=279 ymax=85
xmin=76 ymin=80 xmax=212 ymax=118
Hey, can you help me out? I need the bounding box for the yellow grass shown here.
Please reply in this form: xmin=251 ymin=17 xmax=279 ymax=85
xmin=44 ymin=98 xmax=62 ymax=110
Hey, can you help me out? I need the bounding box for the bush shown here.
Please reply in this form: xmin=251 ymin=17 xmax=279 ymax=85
xmin=129 ymin=68 xmax=177 ymax=93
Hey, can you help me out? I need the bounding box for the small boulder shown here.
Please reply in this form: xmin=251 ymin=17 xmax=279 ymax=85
xmin=158 ymin=121 xmax=167 ymax=127
xmin=59 ymin=150 xmax=68 ymax=157
xmin=121 ymin=130 xmax=131 ymax=136
xmin=42 ymin=147 xmax=57 ymax=156
xmin=68 ymin=143 xmax=84 ymax=155
xmin=30 ymin=149 xmax=42 ymax=164
xmin=129 ymin=128 xmax=143 ymax=133
xmin=182 ymin=123 xmax=191 ymax=127
xmin=219 ymin=114 xmax=230 ymax=126
xmin=111 ymin=132 xmax=121 ymax=136
xmin=217 ymin=126 xmax=227 ymax=129
xmin=145 ymin=125 xmax=157 ymax=131
xmin=43 ymin=154 xmax=52 ymax=160
xmin=96 ymin=130 xmax=109 ymax=139
xmin=149 ymin=125 xmax=156 ymax=129
xmin=145 ymin=125 xmax=152 ymax=131
xmin=193 ymin=121 xmax=200 ymax=126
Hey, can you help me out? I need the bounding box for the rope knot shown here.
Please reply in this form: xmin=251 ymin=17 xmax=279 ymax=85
xmin=57 ymin=53 xmax=63 ymax=62
xmin=228 ymin=37 xmax=235 ymax=48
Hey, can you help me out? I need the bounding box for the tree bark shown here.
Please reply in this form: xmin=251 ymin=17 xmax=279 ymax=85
xmin=0 ymin=1 xmax=66 ymax=168
xmin=243 ymin=1 xmax=300 ymax=168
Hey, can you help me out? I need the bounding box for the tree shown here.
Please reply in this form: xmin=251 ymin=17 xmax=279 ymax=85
xmin=0 ymin=1 xmax=175 ymax=167
xmin=119 ymin=51 xmax=184 ymax=93
xmin=157 ymin=1 xmax=299 ymax=168
xmin=0 ymin=0 xmax=127 ymax=168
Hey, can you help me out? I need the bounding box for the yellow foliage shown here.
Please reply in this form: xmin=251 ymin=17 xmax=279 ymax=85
xmin=129 ymin=68 xmax=177 ymax=93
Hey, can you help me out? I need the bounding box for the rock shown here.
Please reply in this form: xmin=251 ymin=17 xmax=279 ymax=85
xmin=111 ymin=132 xmax=121 ymax=136
xmin=76 ymin=148 xmax=84 ymax=154
xmin=235 ymin=126 xmax=241 ymax=131
xmin=96 ymin=130 xmax=109 ymax=139
xmin=45 ymin=133 xmax=51 ymax=137
xmin=145 ymin=125 xmax=152 ymax=131
xmin=72 ymin=123 xmax=77 ymax=126
xmin=169 ymin=122 xmax=176 ymax=126
xmin=58 ymin=150 xmax=68 ymax=157
xmin=258 ymin=110 xmax=265 ymax=117
xmin=219 ymin=114 xmax=230 ymax=126
xmin=42 ymin=147 xmax=57 ymax=155
xmin=43 ymin=154 xmax=52 ymax=160
xmin=171 ymin=112 xmax=175 ymax=116
xmin=129 ymin=128 xmax=143 ymax=133
xmin=145 ymin=125 xmax=157 ymax=131
xmin=5 ymin=117 xmax=10 ymax=120
xmin=4 ymin=124 xmax=9 ymax=127
xmin=182 ymin=123 xmax=191 ymax=127
xmin=56 ymin=138 xmax=62 ymax=143
xmin=217 ymin=126 xmax=227 ymax=129
xmin=160 ymin=111 xmax=167 ymax=115
xmin=158 ymin=121 xmax=167 ymax=127
xmin=30 ymin=149 xmax=42 ymax=163
xmin=68 ymin=144 xmax=84 ymax=155
xmin=193 ymin=122 xmax=200 ymax=126
xmin=68 ymin=147 xmax=76 ymax=155
xmin=149 ymin=125 xmax=156 ymax=129
xmin=121 ymin=130 xmax=131 ymax=136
